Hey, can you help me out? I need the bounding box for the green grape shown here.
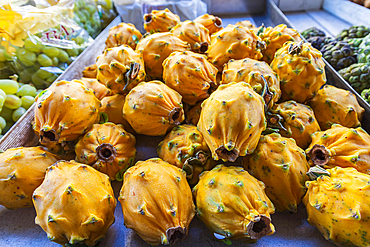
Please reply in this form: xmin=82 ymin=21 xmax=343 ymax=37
xmin=66 ymin=48 xmax=79 ymax=57
xmin=0 ymin=89 xmax=6 ymax=99
xmin=21 ymin=96 xmax=35 ymax=109
xmin=0 ymin=107 xmax=14 ymax=122
xmin=86 ymin=4 xmax=97 ymax=15
xmin=12 ymin=107 xmax=26 ymax=122
xmin=74 ymin=36 xmax=85 ymax=45
xmin=46 ymin=74 xmax=58 ymax=84
xmin=81 ymin=9 xmax=91 ymax=21
xmin=0 ymin=48 xmax=11 ymax=62
xmin=17 ymin=48 xmax=37 ymax=67
xmin=0 ymin=95 xmax=4 ymax=109
xmin=66 ymin=57 xmax=74 ymax=66
xmin=37 ymin=54 xmax=53 ymax=67
xmin=36 ymin=69 xmax=53 ymax=80
xmin=57 ymin=50 xmax=69 ymax=63
xmin=0 ymin=79 xmax=19 ymax=94
xmin=76 ymin=11 xmax=87 ymax=23
xmin=5 ymin=95 xmax=22 ymax=109
xmin=24 ymin=37 xmax=44 ymax=53
xmin=3 ymin=120 xmax=14 ymax=134
xmin=17 ymin=84 xmax=37 ymax=97
xmin=52 ymin=57 xmax=59 ymax=66
xmin=19 ymin=71 xmax=32 ymax=83
xmin=42 ymin=47 xmax=60 ymax=58
xmin=31 ymin=74 xmax=47 ymax=88
xmin=0 ymin=116 xmax=6 ymax=130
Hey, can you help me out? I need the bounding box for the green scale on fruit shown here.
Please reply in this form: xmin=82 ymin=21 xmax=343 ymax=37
xmin=320 ymin=40 xmax=357 ymax=70
xmin=301 ymin=27 xmax=326 ymax=39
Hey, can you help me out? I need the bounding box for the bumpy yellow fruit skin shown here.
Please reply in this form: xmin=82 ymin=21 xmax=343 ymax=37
xmin=193 ymin=14 xmax=223 ymax=35
xmin=0 ymin=147 xmax=58 ymax=209
xmin=143 ymin=8 xmax=180 ymax=33
xmin=75 ymin=123 xmax=137 ymax=181
xmin=75 ymin=78 xmax=112 ymax=100
xmin=193 ymin=165 xmax=275 ymax=242
xmin=32 ymin=160 xmax=116 ymax=246
xmin=123 ymin=81 xmax=185 ymax=136
xmin=198 ymin=82 xmax=266 ymax=162
xmin=82 ymin=64 xmax=97 ymax=78
xmin=258 ymin=24 xmax=301 ymax=64
xmin=162 ymin=51 xmax=218 ymax=105
xmin=269 ymin=100 xmax=321 ymax=149
xmin=157 ymin=124 xmax=214 ymax=185
xmin=119 ymin=158 xmax=195 ymax=246
xmin=206 ymin=25 xmax=264 ymax=71
xmin=136 ymin=32 xmax=190 ymax=79
xmin=307 ymin=85 xmax=364 ymax=130
xmin=34 ymin=80 xmax=100 ymax=145
xmin=235 ymin=20 xmax=256 ymax=29
xmin=303 ymin=167 xmax=370 ymax=247
xmin=99 ymin=94 xmax=135 ymax=133
xmin=105 ymin=22 xmax=142 ymax=50
xmin=306 ymin=124 xmax=370 ymax=174
xmin=271 ymin=41 xmax=326 ymax=103
xmin=243 ymin=133 xmax=310 ymax=212
xmin=96 ymin=45 xmax=146 ymax=94
xmin=222 ymin=58 xmax=281 ymax=109
xmin=171 ymin=20 xmax=210 ymax=53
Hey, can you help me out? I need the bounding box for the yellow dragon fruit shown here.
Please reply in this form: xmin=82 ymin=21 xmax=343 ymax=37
xmin=33 ymin=80 xmax=100 ymax=150
xmin=119 ymin=158 xmax=195 ymax=246
xmin=105 ymin=22 xmax=142 ymax=50
xmin=271 ymin=41 xmax=326 ymax=103
xmin=136 ymin=32 xmax=190 ymax=79
xmin=243 ymin=133 xmax=310 ymax=212
xmin=75 ymin=123 xmax=137 ymax=181
xmin=123 ymin=81 xmax=185 ymax=136
xmin=193 ymin=14 xmax=223 ymax=35
xmin=206 ymin=25 xmax=265 ymax=71
xmin=307 ymin=85 xmax=364 ymax=130
xmin=99 ymin=94 xmax=135 ymax=133
xmin=75 ymin=78 xmax=112 ymax=100
xmin=32 ymin=160 xmax=116 ymax=246
xmin=157 ymin=124 xmax=214 ymax=185
xmin=267 ymin=100 xmax=321 ymax=149
xmin=303 ymin=166 xmax=370 ymax=247
xmin=143 ymin=8 xmax=180 ymax=33
xmin=171 ymin=20 xmax=210 ymax=53
xmin=185 ymin=100 xmax=202 ymax=126
xmin=162 ymin=51 xmax=218 ymax=105
xmin=82 ymin=63 xmax=97 ymax=78
xmin=96 ymin=45 xmax=146 ymax=94
xmin=198 ymin=82 xmax=266 ymax=162
xmin=306 ymin=124 xmax=370 ymax=174
xmin=0 ymin=147 xmax=58 ymax=210
xmin=258 ymin=24 xmax=301 ymax=64
xmin=222 ymin=58 xmax=281 ymax=109
xmin=193 ymin=165 xmax=275 ymax=242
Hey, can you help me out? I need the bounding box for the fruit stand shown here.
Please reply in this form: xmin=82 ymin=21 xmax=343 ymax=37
xmin=1 ymin=0 xmax=370 ymax=247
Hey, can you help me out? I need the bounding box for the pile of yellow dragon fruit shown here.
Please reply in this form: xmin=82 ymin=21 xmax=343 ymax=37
xmin=1 ymin=8 xmax=370 ymax=247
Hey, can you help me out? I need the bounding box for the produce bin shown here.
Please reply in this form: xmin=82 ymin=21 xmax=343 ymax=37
xmin=0 ymin=0 xmax=367 ymax=247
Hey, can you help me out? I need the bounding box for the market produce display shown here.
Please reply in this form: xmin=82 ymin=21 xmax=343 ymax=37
xmin=1 ymin=6 xmax=370 ymax=247
xmin=301 ymin=25 xmax=370 ymax=103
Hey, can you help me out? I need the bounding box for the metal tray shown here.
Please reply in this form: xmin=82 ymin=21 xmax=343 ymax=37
xmin=0 ymin=1 xmax=361 ymax=246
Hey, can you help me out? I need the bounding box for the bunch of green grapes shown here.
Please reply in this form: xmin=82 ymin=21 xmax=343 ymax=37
xmin=15 ymin=36 xmax=85 ymax=89
xmin=73 ymin=0 xmax=102 ymax=38
xmin=0 ymin=79 xmax=39 ymax=139
xmin=95 ymin=0 xmax=117 ymax=29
